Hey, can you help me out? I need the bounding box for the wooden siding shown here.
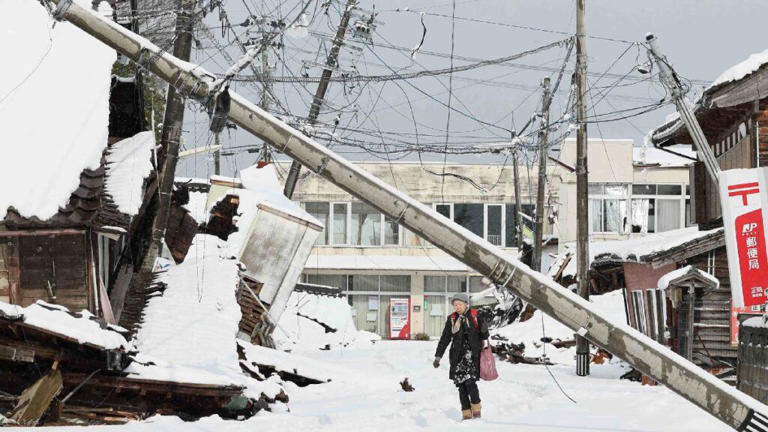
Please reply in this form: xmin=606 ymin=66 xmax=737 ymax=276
xmin=17 ymin=234 xmax=89 ymax=311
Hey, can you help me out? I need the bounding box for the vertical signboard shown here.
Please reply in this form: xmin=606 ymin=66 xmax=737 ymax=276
xmin=388 ymin=298 xmax=410 ymax=339
xmin=719 ymin=168 xmax=768 ymax=307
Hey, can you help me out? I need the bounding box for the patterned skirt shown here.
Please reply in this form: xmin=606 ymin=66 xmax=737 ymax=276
xmin=453 ymin=337 xmax=478 ymax=386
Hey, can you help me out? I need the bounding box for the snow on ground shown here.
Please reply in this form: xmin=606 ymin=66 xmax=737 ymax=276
xmin=28 ymin=291 xmax=732 ymax=431
xmin=0 ymin=0 xmax=115 ymax=220
xmin=105 ymin=131 xmax=155 ymax=216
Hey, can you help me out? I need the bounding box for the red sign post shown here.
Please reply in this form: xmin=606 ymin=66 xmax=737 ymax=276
xmin=719 ymin=169 xmax=768 ymax=307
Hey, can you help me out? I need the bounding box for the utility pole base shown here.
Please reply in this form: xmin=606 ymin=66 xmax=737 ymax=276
xmin=575 ymin=351 xmax=590 ymax=376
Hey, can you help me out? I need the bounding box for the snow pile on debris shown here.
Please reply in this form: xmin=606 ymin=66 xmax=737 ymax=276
xmin=711 ymin=48 xmax=768 ymax=88
xmin=0 ymin=300 xmax=130 ymax=350
xmin=219 ymin=165 xmax=321 ymax=256
xmin=275 ymin=291 xmax=380 ymax=352
xmin=237 ymin=341 xmax=331 ymax=384
xmin=105 ymin=131 xmax=155 ymax=216
xmin=185 ymin=190 xmax=210 ymax=224
xmin=657 ymin=265 xmax=719 ymax=290
xmin=0 ymin=0 xmax=116 ymax=220
xmin=551 ymin=227 xmax=723 ymax=279
xmin=126 ymin=235 xmax=281 ymax=399
xmin=491 ymin=290 xmax=626 ymax=364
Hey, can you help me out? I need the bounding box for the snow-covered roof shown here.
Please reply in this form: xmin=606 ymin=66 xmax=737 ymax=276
xmin=105 ymin=131 xmax=155 ymax=216
xmin=743 ymin=315 xmax=768 ymax=329
xmin=650 ymin=49 xmax=768 ymax=145
xmin=304 ymin=253 xmax=473 ymax=272
xmin=711 ymin=49 xmax=768 ymax=89
xmin=552 ymin=227 xmax=723 ymax=279
xmin=633 ymin=144 xmax=695 ymax=168
xmin=657 ymin=265 xmax=719 ymax=290
xmin=0 ymin=300 xmax=129 ymax=350
xmin=0 ymin=0 xmax=116 ymax=220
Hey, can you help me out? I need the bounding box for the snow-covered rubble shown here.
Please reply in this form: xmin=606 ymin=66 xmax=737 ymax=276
xmin=492 ymin=290 xmax=627 ymax=364
xmin=125 ymin=234 xmax=282 ymax=399
xmin=552 ymin=227 xmax=723 ymax=279
xmin=275 ymin=290 xmax=380 ymax=352
xmin=0 ymin=0 xmax=116 ymax=220
xmin=0 ymin=300 xmax=130 ymax=350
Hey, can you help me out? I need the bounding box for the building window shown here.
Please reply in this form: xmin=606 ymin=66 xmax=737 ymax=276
xmin=435 ymin=203 xmax=453 ymax=220
xmin=331 ymin=203 xmax=349 ymax=245
xmin=384 ymin=216 xmax=400 ymax=245
xmin=454 ymin=204 xmax=484 ymax=237
xmin=351 ymin=202 xmax=382 ymax=246
xmin=485 ymin=204 xmax=504 ymax=246
xmin=630 ymin=183 xmax=686 ymax=233
xmin=424 ymin=275 xmax=468 ymax=293
xmin=589 ymin=183 xmax=629 ymax=234
xmin=304 ymin=202 xmax=329 ymax=245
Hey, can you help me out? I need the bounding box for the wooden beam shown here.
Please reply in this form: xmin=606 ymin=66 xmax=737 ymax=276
xmin=0 ymin=229 xmax=85 ymax=238
xmin=9 ymin=369 xmax=63 ymax=426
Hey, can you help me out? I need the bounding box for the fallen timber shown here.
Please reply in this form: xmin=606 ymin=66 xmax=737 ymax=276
xmin=37 ymin=1 xmax=768 ymax=430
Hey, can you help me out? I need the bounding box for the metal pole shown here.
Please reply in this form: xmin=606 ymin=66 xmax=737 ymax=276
xmin=575 ymin=0 xmax=590 ymax=377
xmin=41 ymin=4 xmax=768 ymax=428
xmin=533 ymin=77 xmax=551 ymax=272
xmin=283 ymin=0 xmax=357 ymax=198
xmin=645 ymin=33 xmax=720 ymax=186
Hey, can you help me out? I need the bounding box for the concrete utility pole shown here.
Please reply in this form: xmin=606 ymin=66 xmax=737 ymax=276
xmin=42 ymin=3 xmax=768 ymax=429
xmin=283 ymin=0 xmax=357 ymax=198
xmin=532 ymin=77 xmax=552 ymax=272
xmin=135 ymin=0 xmax=197 ymax=288
xmin=574 ymin=0 xmax=590 ymax=377
xmin=645 ymin=33 xmax=720 ymax=185
xmin=512 ymin=147 xmax=523 ymax=248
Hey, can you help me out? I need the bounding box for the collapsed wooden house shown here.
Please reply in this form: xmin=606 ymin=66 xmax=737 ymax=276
xmin=550 ymin=226 xmax=746 ymax=378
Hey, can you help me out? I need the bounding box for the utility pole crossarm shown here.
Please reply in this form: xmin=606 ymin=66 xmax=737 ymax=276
xmin=45 ymin=2 xmax=768 ymax=430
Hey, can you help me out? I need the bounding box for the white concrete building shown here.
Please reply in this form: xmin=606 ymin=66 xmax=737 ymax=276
xmin=557 ymin=138 xmax=694 ymax=247
xmin=289 ymin=161 xmax=558 ymax=339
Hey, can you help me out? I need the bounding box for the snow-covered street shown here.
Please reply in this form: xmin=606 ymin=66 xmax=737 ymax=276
xmin=25 ymin=338 xmax=729 ymax=432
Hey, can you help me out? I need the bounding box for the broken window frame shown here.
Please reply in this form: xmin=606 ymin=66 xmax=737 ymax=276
xmin=629 ymin=183 xmax=688 ymax=234
xmin=588 ymin=183 xmax=629 ymax=234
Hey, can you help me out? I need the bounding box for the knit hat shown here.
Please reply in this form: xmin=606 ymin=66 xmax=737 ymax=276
xmin=450 ymin=292 xmax=470 ymax=305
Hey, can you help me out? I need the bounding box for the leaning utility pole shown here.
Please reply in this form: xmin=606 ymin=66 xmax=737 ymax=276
xmin=135 ymin=0 xmax=197 ymax=286
xmin=645 ymin=33 xmax=719 ymax=184
xmin=283 ymin=0 xmax=357 ymax=198
xmin=532 ymin=77 xmax=552 ymax=272
xmin=574 ymin=0 xmax=590 ymax=377
xmin=40 ymin=3 xmax=768 ymax=429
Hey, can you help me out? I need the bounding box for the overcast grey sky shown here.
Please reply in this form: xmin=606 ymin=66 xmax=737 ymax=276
xmin=177 ymin=0 xmax=767 ymax=178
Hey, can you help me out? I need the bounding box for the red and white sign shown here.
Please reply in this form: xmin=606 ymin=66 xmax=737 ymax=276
xmin=719 ymin=168 xmax=768 ymax=307
xmin=388 ymin=298 xmax=410 ymax=339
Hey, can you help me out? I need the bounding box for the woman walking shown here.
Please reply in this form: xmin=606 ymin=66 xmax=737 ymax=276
xmin=433 ymin=292 xmax=490 ymax=420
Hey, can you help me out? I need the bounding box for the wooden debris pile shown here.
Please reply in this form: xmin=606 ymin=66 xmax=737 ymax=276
xmin=0 ymin=301 xmax=266 ymax=426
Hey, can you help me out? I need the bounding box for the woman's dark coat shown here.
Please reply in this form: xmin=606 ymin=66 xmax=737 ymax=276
xmin=434 ymin=309 xmax=489 ymax=380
